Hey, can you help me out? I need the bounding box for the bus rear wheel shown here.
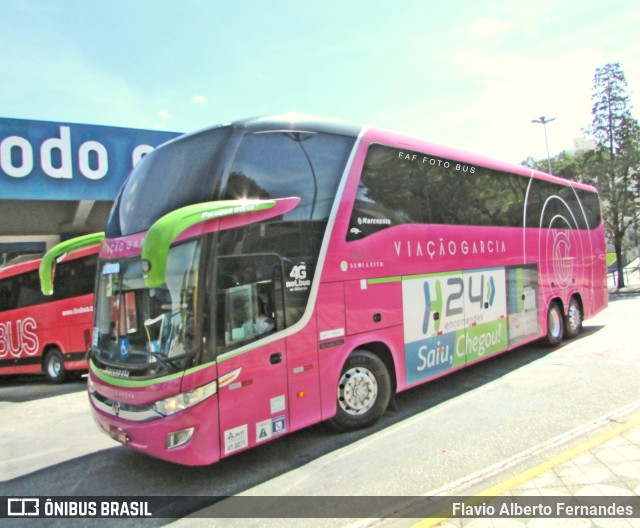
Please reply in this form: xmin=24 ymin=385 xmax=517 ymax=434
xmin=545 ymin=302 xmax=564 ymax=347
xmin=564 ymin=297 xmax=583 ymax=339
xmin=44 ymin=348 xmax=67 ymax=384
xmin=330 ymin=349 xmax=391 ymax=431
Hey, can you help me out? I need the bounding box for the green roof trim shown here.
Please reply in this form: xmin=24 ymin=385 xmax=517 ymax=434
xmin=141 ymin=199 xmax=289 ymax=288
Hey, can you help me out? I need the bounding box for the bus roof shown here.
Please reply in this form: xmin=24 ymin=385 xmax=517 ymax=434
xmin=149 ymin=114 xmax=598 ymax=195
xmin=222 ymin=115 xmax=597 ymax=194
xmin=0 ymin=244 xmax=100 ymax=280
xmin=232 ymin=114 xmax=363 ymax=137
xmin=0 ymin=256 xmax=42 ymax=277
xmin=166 ymin=113 xmax=363 ymax=145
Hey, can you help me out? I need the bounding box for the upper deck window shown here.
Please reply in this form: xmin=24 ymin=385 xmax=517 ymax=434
xmin=107 ymin=127 xmax=232 ymax=237
xmin=348 ymin=144 xmax=600 ymax=240
xmin=223 ymin=131 xmax=355 ymax=221
xmin=219 ymin=131 xmax=356 ymax=328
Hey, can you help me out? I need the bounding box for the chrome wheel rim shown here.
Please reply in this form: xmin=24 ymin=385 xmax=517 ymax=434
xmin=549 ymin=307 xmax=562 ymax=339
xmin=337 ymin=366 xmax=378 ymax=415
xmin=568 ymin=302 xmax=581 ymax=333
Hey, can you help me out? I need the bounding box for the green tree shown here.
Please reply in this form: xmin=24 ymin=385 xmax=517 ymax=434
xmin=582 ymin=63 xmax=640 ymax=288
xmin=522 ymin=150 xmax=588 ymax=182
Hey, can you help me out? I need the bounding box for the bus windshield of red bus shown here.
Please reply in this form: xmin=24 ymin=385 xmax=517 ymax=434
xmin=93 ymin=240 xmax=201 ymax=374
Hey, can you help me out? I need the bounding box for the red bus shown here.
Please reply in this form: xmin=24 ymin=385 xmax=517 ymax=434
xmin=0 ymin=243 xmax=98 ymax=382
xmin=41 ymin=115 xmax=607 ymax=464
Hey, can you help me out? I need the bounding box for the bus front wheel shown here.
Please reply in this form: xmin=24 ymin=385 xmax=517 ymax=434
xmin=545 ymin=302 xmax=564 ymax=347
xmin=330 ymin=349 xmax=391 ymax=431
xmin=44 ymin=348 xmax=67 ymax=384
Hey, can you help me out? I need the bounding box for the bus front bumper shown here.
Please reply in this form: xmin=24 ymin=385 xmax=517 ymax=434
xmin=88 ymin=388 xmax=221 ymax=466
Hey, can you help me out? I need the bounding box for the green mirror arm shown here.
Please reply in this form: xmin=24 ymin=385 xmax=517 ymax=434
xmin=141 ymin=198 xmax=300 ymax=288
xmin=39 ymin=232 xmax=105 ymax=295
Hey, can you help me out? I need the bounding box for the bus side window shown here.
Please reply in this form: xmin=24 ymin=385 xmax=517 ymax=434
xmin=0 ymin=278 xmax=18 ymax=311
xmin=215 ymin=254 xmax=283 ymax=354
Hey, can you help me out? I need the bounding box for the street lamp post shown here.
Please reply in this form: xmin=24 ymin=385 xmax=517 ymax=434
xmin=532 ymin=116 xmax=556 ymax=174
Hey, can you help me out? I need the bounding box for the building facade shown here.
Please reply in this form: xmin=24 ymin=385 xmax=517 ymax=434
xmin=0 ymin=117 xmax=180 ymax=265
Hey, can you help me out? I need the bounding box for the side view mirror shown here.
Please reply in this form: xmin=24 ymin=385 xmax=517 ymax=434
xmin=141 ymin=197 xmax=300 ymax=288
xmin=39 ymin=232 xmax=105 ymax=295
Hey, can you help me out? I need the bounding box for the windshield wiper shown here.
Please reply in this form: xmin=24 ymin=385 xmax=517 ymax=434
xmin=128 ymin=349 xmax=197 ymax=373
xmin=128 ymin=349 xmax=174 ymax=370
xmin=88 ymin=346 xmax=193 ymax=374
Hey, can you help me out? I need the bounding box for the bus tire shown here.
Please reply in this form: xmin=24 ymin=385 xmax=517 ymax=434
xmin=545 ymin=302 xmax=564 ymax=347
xmin=564 ymin=297 xmax=583 ymax=339
xmin=330 ymin=349 xmax=391 ymax=432
xmin=44 ymin=348 xmax=67 ymax=384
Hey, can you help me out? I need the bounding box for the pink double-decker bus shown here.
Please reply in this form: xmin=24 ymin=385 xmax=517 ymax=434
xmin=1 ymin=243 xmax=99 ymax=382
xmin=42 ymin=115 xmax=607 ymax=465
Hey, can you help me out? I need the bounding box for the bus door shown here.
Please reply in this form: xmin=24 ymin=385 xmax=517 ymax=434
xmin=214 ymin=254 xmax=289 ymax=457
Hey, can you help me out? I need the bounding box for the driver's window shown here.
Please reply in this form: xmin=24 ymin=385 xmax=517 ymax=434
xmin=216 ymin=254 xmax=283 ymax=353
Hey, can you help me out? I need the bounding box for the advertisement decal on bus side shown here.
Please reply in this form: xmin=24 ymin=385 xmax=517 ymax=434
xmin=402 ymin=267 xmax=533 ymax=384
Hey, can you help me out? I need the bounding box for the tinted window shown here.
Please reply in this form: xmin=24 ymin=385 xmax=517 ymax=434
xmin=108 ymin=127 xmax=232 ymax=236
xmin=577 ymin=189 xmax=602 ymax=229
xmin=54 ymin=254 xmax=97 ymax=300
xmin=19 ymin=270 xmax=47 ymax=307
xmin=215 ymin=254 xmax=283 ymax=354
xmin=223 ymin=131 xmax=355 ymax=221
xmin=221 ymin=131 xmax=355 ymax=327
xmin=525 ymin=179 xmax=601 ymax=230
xmin=0 ymin=277 xmax=15 ymax=311
xmin=0 ymin=255 xmax=96 ymax=312
xmin=349 ymin=144 xmax=599 ymax=240
xmin=0 ymin=270 xmax=44 ymax=310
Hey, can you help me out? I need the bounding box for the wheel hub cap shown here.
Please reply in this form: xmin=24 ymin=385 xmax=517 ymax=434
xmin=337 ymin=367 xmax=378 ymax=415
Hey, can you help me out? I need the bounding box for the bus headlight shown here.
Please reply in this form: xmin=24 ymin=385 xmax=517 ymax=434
xmin=151 ymin=380 xmax=217 ymax=416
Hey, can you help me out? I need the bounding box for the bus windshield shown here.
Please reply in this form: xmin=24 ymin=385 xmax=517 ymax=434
xmin=93 ymin=240 xmax=201 ymax=374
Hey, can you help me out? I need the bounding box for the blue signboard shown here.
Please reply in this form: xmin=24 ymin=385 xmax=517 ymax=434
xmin=0 ymin=117 xmax=182 ymax=200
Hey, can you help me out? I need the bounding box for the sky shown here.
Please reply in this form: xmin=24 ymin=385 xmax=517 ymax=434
xmin=1 ymin=0 xmax=640 ymax=164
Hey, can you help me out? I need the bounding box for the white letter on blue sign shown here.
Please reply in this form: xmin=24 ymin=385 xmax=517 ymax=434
xmin=41 ymin=126 xmax=72 ymax=179
xmin=132 ymin=144 xmax=154 ymax=167
xmin=79 ymin=141 xmax=108 ymax=180
xmin=1 ymin=136 xmax=34 ymax=178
